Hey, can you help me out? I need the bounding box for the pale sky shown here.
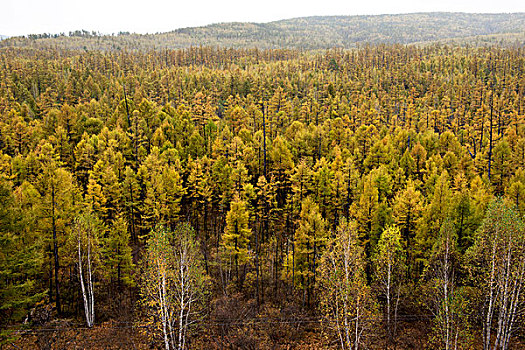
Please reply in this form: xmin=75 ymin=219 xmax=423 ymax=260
xmin=1 ymin=0 xmax=524 ymax=37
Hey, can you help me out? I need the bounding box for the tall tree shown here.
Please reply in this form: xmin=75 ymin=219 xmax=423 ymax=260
xmin=36 ymin=143 xmax=78 ymax=315
xmin=372 ymin=225 xmax=405 ymax=349
xmin=392 ymin=181 xmax=423 ymax=279
xmin=467 ymin=199 xmax=525 ymax=350
xmin=423 ymin=220 xmax=473 ymax=349
xmin=104 ymin=214 xmax=134 ymax=289
xmin=72 ymin=210 xmax=102 ymax=328
xmin=221 ymin=195 xmax=252 ymax=289
xmin=141 ymin=224 xmax=208 ymax=350
xmin=319 ymin=217 xmax=378 ymax=350
xmin=0 ymin=179 xmax=44 ymax=325
xmin=292 ymin=196 xmax=327 ymax=306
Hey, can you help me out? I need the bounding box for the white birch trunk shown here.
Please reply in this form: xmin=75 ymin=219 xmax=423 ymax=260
xmin=443 ymin=233 xmax=450 ymax=350
xmin=386 ymin=261 xmax=391 ymax=345
xmin=354 ymin=302 xmax=360 ymax=350
xmin=78 ymin=229 xmax=94 ymax=328
xmin=178 ymin=245 xmax=186 ymax=350
xmin=478 ymin=202 xmax=525 ymax=350
xmin=145 ymin=226 xmax=206 ymax=350
xmin=484 ymin=238 xmax=498 ymax=350
xmin=344 ymin=237 xmax=351 ymax=349
xmin=160 ymin=269 xmax=170 ymax=350
xmin=87 ymin=237 xmax=94 ymax=327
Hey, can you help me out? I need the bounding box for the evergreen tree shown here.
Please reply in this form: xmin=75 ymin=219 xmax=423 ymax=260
xmin=104 ymin=214 xmax=134 ymax=288
xmin=292 ymin=196 xmax=326 ymax=305
xmin=36 ymin=143 xmax=78 ymax=315
xmin=221 ymin=195 xmax=252 ymax=289
xmin=0 ymin=179 xmax=44 ymax=326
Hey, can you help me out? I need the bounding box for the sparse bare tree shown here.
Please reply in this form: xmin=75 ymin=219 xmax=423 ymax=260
xmin=141 ymin=224 xmax=208 ymax=350
xmin=467 ymin=199 xmax=525 ymax=350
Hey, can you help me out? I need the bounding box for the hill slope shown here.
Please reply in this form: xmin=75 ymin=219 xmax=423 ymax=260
xmin=2 ymin=12 xmax=525 ymax=50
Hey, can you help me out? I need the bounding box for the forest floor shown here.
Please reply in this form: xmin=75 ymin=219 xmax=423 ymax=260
xmin=3 ymin=320 xmax=436 ymax=349
xmin=3 ymin=318 xmax=524 ymax=349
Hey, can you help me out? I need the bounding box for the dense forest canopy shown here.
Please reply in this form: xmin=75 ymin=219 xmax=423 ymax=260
xmin=2 ymin=12 xmax=525 ymax=51
xmin=0 ymin=43 xmax=525 ymax=349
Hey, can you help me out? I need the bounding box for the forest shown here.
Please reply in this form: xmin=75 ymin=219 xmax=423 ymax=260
xmin=2 ymin=12 xmax=525 ymax=51
xmin=0 ymin=44 xmax=524 ymax=349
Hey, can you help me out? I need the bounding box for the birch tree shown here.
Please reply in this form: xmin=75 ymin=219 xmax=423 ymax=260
xmin=319 ymin=218 xmax=377 ymax=350
xmin=73 ymin=211 xmax=101 ymax=328
xmin=141 ymin=224 xmax=207 ymax=350
xmin=467 ymin=199 xmax=525 ymax=350
xmin=372 ymin=225 xmax=405 ymax=349
xmin=423 ymin=220 xmax=473 ymax=349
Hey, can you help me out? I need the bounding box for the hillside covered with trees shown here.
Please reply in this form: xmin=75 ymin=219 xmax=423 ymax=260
xmin=2 ymin=12 xmax=525 ymax=51
xmin=0 ymin=42 xmax=525 ymax=348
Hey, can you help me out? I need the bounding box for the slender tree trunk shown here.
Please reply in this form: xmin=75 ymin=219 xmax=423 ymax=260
xmin=123 ymin=83 xmax=131 ymax=126
xmin=52 ymin=185 xmax=61 ymax=315
xmin=262 ymin=102 xmax=267 ymax=178
xmin=386 ymin=263 xmax=392 ymax=348
xmin=488 ymin=90 xmax=494 ymax=180
xmin=255 ymin=221 xmax=260 ymax=309
xmin=443 ymin=235 xmax=450 ymax=350
xmin=88 ymin=238 xmax=94 ymax=327
xmin=78 ymin=236 xmax=88 ymax=326
xmin=343 ymin=238 xmax=351 ymax=348
xmin=78 ymin=231 xmax=94 ymax=327
xmin=203 ymin=206 xmax=209 ymax=274
xmin=178 ymin=248 xmax=185 ymax=350
xmin=484 ymin=238 xmax=498 ymax=350
xmin=129 ymin=182 xmax=136 ymax=242
xmin=160 ymin=270 xmax=170 ymax=350
xmin=355 ymin=302 xmax=360 ymax=350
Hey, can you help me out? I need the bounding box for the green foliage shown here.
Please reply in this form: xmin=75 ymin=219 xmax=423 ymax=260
xmin=292 ymin=196 xmax=326 ymax=298
xmin=222 ymin=196 xmax=252 ymax=266
xmin=0 ymin=179 xmax=45 ymax=325
xmin=104 ymin=214 xmax=134 ymax=287
xmin=373 ymin=226 xmax=406 ymax=295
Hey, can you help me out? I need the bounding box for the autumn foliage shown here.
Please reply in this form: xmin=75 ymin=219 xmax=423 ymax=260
xmin=1 ymin=45 xmax=525 ymax=348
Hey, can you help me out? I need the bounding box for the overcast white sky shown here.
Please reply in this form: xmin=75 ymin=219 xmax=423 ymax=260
xmin=1 ymin=0 xmax=524 ymax=36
